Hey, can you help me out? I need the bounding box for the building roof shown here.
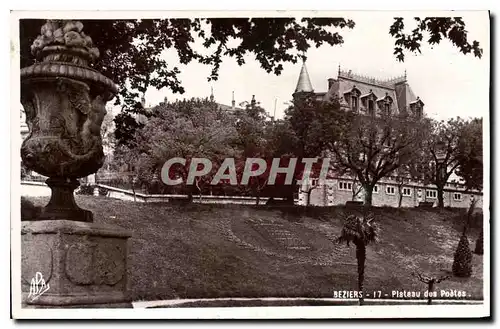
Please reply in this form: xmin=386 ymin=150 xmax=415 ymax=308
xmin=321 ymin=69 xmax=420 ymax=114
xmin=294 ymin=62 xmax=314 ymax=93
xmin=217 ymin=103 xmax=244 ymax=113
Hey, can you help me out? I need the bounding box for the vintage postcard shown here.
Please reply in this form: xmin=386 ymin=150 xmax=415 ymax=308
xmin=10 ymin=10 xmax=490 ymax=319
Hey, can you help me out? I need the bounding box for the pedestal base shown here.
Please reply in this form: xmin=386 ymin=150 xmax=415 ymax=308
xmin=27 ymin=178 xmax=94 ymax=222
xmin=21 ymin=220 xmax=132 ymax=308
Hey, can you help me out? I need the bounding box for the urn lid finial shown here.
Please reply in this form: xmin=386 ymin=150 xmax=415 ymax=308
xmin=31 ymin=20 xmax=100 ymax=66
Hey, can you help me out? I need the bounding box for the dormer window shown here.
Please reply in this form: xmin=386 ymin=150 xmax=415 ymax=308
xmin=377 ymin=95 xmax=393 ymax=116
xmin=409 ymin=97 xmax=424 ymax=119
xmin=361 ymin=90 xmax=377 ymax=116
xmin=345 ymin=86 xmax=361 ymax=112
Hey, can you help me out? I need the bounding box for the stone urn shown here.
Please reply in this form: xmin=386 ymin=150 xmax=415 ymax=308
xmin=20 ymin=20 xmax=132 ymax=309
xmin=21 ymin=20 xmax=117 ymax=222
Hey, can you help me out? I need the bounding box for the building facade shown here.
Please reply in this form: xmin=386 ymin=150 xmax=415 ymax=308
xmin=294 ymin=62 xmax=482 ymax=208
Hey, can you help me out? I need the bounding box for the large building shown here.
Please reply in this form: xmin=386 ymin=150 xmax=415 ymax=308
xmin=293 ymin=62 xmax=482 ymax=208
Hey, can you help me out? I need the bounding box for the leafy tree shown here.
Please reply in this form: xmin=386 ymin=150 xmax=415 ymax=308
xmin=233 ymin=96 xmax=269 ymax=158
xmin=417 ymin=118 xmax=467 ymax=208
xmin=262 ymin=118 xmax=302 ymax=203
xmin=20 ymin=17 xmax=483 ymax=147
xmin=123 ymin=98 xmax=238 ymax=199
xmin=322 ymin=100 xmax=430 ymax=206
xmin=456 ymin=118 xmax=483 ymax=191
xmin=389 ymin=17 xmax=483 ymax=62
xmin=231 ymin=97 xmax=272 ymax=203
xmin=285 ymin=92 xmax=331 ymax=159
xmin=337 ymin=213 xmax=379 ymax=306
xmin=20 ymin=18 xmax=355 ymax=146
xmin=282 ymin=93 xmax=335 ymax=203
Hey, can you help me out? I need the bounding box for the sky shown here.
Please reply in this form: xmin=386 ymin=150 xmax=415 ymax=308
xmin=138 ymin=11 xmax=490 ymax=121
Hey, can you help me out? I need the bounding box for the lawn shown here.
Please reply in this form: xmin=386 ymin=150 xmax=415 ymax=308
xmin=24 ymin=196 xmax=484 ymax=302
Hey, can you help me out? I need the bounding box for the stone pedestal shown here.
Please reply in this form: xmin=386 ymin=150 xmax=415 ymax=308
xmin=21 ymin=220 xmax=132 ymax=308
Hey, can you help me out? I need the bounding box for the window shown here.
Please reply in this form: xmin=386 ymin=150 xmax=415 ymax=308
xmin=339 ymin=181 xmax=352 ymax=191
xmin=415 ymin=107 xmax=422 ymax=119
xmin=410 ymin=102 xmax=423 ymax=119
xmin=402 ymin=187 xmax=412 ymax=196
xmin=426 ymin=190 xmax=437 ymax=199
xmin=384 ymin=102 xmax=391 ymax=116
xmin=351 ymin=95 xmax=359 ymax=112
xmin=373 ymin=185 xmax=379 ymax=194
xmin=453 ymin=193 xmax=462 ymax=201
xmin=311 ymin=179 xmax=318 ymax=187
xmin=368 ymin=99 xmax=375 ymax=116
xmin=386 ymin=186 xmax=395 ymax=195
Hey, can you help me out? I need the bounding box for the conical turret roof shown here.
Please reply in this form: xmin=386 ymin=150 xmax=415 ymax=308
xmin=294 ymin=61 xmax=313 ymax=93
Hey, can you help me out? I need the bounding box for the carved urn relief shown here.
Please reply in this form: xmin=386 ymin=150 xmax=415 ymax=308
xmin=21 ymin=20 xmax=117 ymax=222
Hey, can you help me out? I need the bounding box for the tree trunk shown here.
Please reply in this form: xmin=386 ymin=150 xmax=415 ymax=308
xmin=397 ymin=183 xmax=403 ymax=208
xmin=427 ymin=281 xmax=435 ymax=305
xmin=356 ymin=243 xmax=366 ymax=306
xmin=437 ymin=185 xmax=445 ymax=208
xmin=363 ymin=185 xmax=373 ymax=207
xmin=306 ymin=190 xmax=312 ymax=206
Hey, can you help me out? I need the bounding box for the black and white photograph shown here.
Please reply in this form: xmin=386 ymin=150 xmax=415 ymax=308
xmin=10 ymin=10 xmax=490 ymax=319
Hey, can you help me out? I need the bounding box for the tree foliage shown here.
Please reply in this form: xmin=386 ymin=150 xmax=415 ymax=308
xmin=389 ymin=17 xmax=483 ymax=62
xmin=20 ymin=18 xmax=355 ymax=146
xmin=116 ymin=98 xmax=238 ymax=195
xmin=20 ymin=17 xmax=483 ymax=146
xmin=284 ymin=92 xmax=332 ymax=159
xmin=412 ymin=117 xmax=481 ymax=208
xmin=456 ymin=118 xmax=483 ymax=191
xmin=320 ymin=101 xmax=430 ymax=206
xmin=337 ymin=213 xmax=378 ymax=305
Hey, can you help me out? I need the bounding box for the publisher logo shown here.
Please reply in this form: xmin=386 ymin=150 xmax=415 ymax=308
xmin=28 ymin=272 xmax=50 ymax=302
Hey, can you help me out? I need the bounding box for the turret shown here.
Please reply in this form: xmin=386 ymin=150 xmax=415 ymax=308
xmin=293 ymin=61 xmax=314 ymax=99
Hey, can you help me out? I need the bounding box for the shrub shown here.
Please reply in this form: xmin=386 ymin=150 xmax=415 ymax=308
xmin=75 ymin=185 xmax=109 ymax=196
xmin=452 ymin=232 xmax=473 ymax=277
xmin=21 ymin=197 xmax=41 ymax=220
xmin=75 ymin=184 xmax=95 ymax=195
xmin=474 ymin=231 xmax=484 ymax=255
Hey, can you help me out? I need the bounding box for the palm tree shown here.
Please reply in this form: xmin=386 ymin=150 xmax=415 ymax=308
xmin=337 ymin=213 xmax=378 ymax=305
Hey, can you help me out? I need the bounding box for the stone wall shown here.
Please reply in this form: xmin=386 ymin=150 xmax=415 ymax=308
xmin=21 ymin=181 xmax=51 ymax=197
xmin=99 ymin=184 xmax=295 ymax=205
xmin=300 ymin=178 xmax=483 ymax=209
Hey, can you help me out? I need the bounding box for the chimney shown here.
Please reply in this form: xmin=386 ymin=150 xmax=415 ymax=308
xmin=251 ymin=95 xmax=256 ymax=107
xmin=231 ymin=91 xmax=235 ymax=110
xmin=140 ymin=96 xmax=146 ymax=108
xmin=328 ymin=78 xmax=335 ymax=90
